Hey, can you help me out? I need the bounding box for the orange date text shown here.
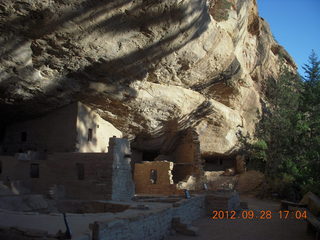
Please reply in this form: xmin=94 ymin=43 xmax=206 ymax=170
xmin=211 ymin=210 xmax=307 ymax=220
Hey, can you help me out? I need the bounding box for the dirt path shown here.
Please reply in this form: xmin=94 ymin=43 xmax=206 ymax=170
xmin=166 ymin=195 xmax=314 ymax=240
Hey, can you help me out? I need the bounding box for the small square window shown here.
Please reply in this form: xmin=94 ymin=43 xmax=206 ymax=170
xmin=150 ymin=169 xmax=157 ymax=184
xmin=21 ymin=132 xmax=27 ymax=142
xmin=88 ymin=128 xmax=93 ymax=142
xmin=30 ymin=164 xmax=39 ymax=178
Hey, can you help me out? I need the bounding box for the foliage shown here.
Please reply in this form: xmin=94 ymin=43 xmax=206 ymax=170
xmin=240 ymin=51 xmax=320 ymax=200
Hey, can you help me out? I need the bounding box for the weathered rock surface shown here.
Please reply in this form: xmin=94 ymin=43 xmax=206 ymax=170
xmin=0 ymin=0 xmax=296 ymax=156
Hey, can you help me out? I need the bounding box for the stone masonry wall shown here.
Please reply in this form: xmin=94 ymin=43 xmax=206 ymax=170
xmin=93 ymin=195 xmax=206 ymax=240
xmin=2 ymin=103 xmax=78 ymax=154
xmin=0 ymin=153 xmax=114 ymax=200
xmin=0 ymin=138 xmax=135 ymax=201
xmin=109 ymin=138 xmax=135 ymax=201
xmin=172 ymin=195 xmax=206 ymax=224
xmin=174 ymin=129 xmax=204 ymax=190
xmin=134 ymin=161 xmax=182 ymax=195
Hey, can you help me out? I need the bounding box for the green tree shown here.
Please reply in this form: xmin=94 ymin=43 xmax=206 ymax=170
xmin=302 ymin=50 xmax=320 ymax=111
xmin=262 ymin=68 xmax=305 ymax=199
xmin=300 ymin=50 xmax=320 ymax=195
xmin=240 ymin=51 xmax=320 ymax=200
xmin=303 ymin=50 xmax=320 ymax=83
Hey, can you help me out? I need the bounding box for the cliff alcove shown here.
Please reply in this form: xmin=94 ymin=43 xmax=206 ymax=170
xmin=0 ymin=0 xmax=296 ymax=157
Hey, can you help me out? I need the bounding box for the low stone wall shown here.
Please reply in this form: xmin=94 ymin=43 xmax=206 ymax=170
xmin=172 ymin=195 xmax=206 ymax=224
xmin=93 ymin=195 xmax=206 ymax=240
xmin=0 ymin=226 xmax=59 ymax=240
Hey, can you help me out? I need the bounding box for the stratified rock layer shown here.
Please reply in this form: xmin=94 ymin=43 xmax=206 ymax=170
xmin=0 ymin=0 xmax=296 ymax=156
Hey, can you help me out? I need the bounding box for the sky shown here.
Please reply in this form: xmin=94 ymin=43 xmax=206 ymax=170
xmin=257 ymin=0 xmax=320 ymax=76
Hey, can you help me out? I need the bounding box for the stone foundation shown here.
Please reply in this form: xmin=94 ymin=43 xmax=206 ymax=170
xmin=92 ymin=195 xmax=206 ymax=240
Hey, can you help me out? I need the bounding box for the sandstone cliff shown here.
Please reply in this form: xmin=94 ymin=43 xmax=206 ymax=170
xmin=0 ymin=0 xmax=296 ymax=156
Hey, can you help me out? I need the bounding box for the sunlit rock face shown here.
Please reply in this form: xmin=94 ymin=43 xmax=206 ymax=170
xmin=0 ymin=0 xmax=295 ymax=156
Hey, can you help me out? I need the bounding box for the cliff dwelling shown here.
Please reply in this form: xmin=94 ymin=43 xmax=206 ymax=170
xmin=1 ymin=102 xmax=122 ymax=154
xmin=0 ymin=103 xmax=207 ymax=202
xmin=0 ymin=102 xmax=134 ymax=201
xmin=131 ymin=126 xmax=205 ymax=195
xmin=0 ymin=0 xmax=314 ymax=238
xmin=0 ymin=102 xmax=240 ymax=240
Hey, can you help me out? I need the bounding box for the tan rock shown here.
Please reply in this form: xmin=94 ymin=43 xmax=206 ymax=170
xmin=0 ymin=0 xmax=296 ymax=157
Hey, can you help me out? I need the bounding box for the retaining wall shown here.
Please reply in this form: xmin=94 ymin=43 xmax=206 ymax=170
xmin=93 ymin=195 xmax=206 ymax=240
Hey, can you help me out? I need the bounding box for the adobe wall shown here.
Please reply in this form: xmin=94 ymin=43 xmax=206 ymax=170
xmin=174 ymin=139 xmax=196 ymax=164
xmin=0 ymin=153 xmax=114 ymax=200
xmin=0 ymin=138 xmax=135 ymax=201
xmin=76 ymin=102 xmax=122 ymax=153
xmin=173 ymin=129 xmax=204 ymax=190
xmin=43 ymin=152 xmax=114 ymax=200
xmin=2 ymin=102 xmax=123 ymax=155
xmin=134 ymin=161 xmax=182 ymax=195
xmin=2 ymin=103 xmax=78 ymax=154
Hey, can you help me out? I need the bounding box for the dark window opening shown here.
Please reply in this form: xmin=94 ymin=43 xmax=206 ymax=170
xmin=204 ymin=155 xmax=235 ymax=171
xmin=76 ymin=163 xmax=85 ymax=180
xmin=88 ymin=128 xmax=93 ymax=142
xmin=21 ymin=132 xmax=27 ymax=142
xmin=0 ymin=161 xmax=2 ymax=174
xmin=142 ymin=151 xmax=159 ymax=162
xmin=30 ymin=164 xmax=39 ymax=178
xmin=172 ymin=164 xmax=193 ymax=183
xmin=150 ymin=169 xmax=157 ymax=184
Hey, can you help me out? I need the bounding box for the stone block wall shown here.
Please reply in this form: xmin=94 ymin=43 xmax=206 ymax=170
xmin=2 ymin=103 xmax=78 ymax=154
xmin=93 ymin=195 xmax=206 ymax=240
xmin=45 ymin=153 xmax=114 ymax=199
xmin=93 ymin=208 xmax=172 ymax=240
xmin=0 ymin=153 xmax=114 ymax=199
xmin=0 ymin=138 xmax=135 ymax=201
xmin=173 ymin=129 xmax=204 ymax=190
xmin=134 ymin=161 xmax=182 ymax=195
xmin=109 ymin=138 xmax=135 ymax=201
xmin=2 ymin=102 xmax=123 ymax=155
xmin=172 ymin=195 xmax=206 ymax=224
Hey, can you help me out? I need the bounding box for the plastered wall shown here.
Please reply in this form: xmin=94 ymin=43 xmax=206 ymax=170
xmin=3 ymin=103 xmax=78 ymax=154
xmin=2 ymin=102 xmax=123 ymax=155
xmin=76 ymin=102 xmax=122 ymax=153
xmin=134 ymin=161 xmax=182 ymax=195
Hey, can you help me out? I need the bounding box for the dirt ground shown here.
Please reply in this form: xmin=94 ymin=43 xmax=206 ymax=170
xmin=166 ymin=195 xmax=314 ymax=240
